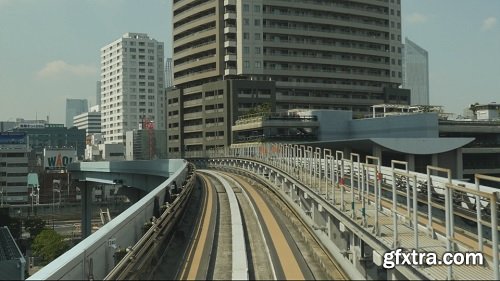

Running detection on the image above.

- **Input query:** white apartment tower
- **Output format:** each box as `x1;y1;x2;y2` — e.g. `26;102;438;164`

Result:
100;33;165;144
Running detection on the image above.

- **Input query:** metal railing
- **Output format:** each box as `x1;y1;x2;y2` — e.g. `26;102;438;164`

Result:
206;143;500;279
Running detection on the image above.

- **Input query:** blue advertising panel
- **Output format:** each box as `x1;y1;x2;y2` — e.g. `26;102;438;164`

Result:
0;132;26;144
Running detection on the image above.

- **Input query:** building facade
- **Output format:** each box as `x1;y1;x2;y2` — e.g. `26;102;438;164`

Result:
66;99;89;128
166;79;276;157
100;33;165;144
403;37;429;105
172;0;407;110
170;0;409;156
73;105;102;136
439;118;500;184
165;58;173;89
125;129;168;160
10;124;86;159
0;133;29;204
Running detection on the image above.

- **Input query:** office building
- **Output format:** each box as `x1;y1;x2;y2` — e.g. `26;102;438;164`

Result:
73;105;102;136
0;133;30;204
403;37;429;105
169;0;409;156
10;124;86;159
66;99;89;128
0;122;15;132
100;33;165;144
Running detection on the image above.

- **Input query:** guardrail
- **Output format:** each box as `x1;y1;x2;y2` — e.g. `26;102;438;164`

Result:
105;163;196;280
206;143;500;279
28;159;190;280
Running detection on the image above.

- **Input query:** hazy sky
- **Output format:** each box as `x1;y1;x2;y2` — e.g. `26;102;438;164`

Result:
0;0;499;123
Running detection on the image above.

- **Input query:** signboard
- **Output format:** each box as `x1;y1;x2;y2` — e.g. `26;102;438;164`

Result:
0;132;26;144
43;149;77;170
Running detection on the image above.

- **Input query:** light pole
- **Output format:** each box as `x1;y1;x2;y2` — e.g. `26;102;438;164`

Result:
53;179;61;229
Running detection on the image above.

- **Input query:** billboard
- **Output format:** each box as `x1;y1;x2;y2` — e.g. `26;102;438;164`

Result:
0;132;26;144
43;149;77;170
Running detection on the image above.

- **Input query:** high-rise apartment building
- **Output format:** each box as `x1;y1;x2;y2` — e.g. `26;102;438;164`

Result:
169;0;409;156
165;58;173;88
96;81;102;107
403;37;429;105
65;99;88;128
100;33;165;144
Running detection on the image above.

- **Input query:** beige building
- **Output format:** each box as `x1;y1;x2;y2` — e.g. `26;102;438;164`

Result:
169;0;409;156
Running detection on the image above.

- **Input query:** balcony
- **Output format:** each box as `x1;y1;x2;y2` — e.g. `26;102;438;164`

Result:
224;12;236;20
224;26;236;34
224;54;237;61
225;68;237;76
224;40;236;48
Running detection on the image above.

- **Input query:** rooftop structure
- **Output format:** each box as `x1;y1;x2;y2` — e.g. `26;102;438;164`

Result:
233;112;319;144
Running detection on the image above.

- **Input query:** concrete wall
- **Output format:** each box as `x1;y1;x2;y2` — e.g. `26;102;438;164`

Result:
350;113;439;139
297;110;352;141
28;159;189;280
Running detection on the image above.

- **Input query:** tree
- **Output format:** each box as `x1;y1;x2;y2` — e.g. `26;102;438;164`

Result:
24;217;46;239
32;229;69;263
247;102;272;115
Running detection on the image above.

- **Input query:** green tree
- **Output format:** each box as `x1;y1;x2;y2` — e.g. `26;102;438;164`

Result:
24;217;46;239
247;102;272;115
32;229;69;263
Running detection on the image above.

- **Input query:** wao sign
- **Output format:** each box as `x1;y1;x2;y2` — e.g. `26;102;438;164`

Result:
43;149;77;170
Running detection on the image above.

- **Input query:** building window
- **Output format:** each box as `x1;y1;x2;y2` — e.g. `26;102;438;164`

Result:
255;47;261;54
254;19;260;26
243;4;249;12
244;18;249;25
243;32;249;40
254;5;260;13
244;61;250;68
255;61;261;68
254;33;261;40
244;47;250;54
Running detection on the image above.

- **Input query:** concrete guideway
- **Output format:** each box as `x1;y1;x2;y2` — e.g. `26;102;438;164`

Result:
178;173;217;280
198;170;249;280
184;170;337;280
218;170;348;280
